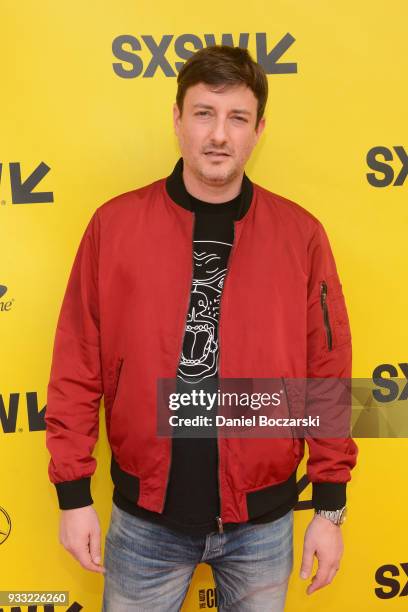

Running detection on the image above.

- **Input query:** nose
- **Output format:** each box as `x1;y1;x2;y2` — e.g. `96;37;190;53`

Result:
209;116;228;146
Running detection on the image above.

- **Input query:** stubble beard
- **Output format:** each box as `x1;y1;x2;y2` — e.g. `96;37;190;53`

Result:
195;158;240;186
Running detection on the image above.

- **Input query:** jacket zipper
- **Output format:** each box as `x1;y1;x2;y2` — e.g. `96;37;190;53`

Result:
320;281;333;351
215;223;236;534
161;213;196;513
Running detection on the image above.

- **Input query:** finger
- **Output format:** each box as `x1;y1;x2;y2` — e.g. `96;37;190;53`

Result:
76;550;106;574
89;528;103;566
300;545;315;579
307;563;332;594
73;542;106;574
327;566;340;585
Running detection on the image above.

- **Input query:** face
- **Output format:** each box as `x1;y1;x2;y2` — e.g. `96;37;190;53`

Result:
173;82;265;188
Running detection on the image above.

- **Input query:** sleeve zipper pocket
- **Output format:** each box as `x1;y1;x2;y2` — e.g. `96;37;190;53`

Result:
320;281;333;351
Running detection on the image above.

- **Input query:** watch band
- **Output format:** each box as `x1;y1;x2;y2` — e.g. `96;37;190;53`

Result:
315;505;347;526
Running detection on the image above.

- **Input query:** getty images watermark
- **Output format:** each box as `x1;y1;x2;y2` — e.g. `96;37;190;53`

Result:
167;387;320;429
156;378;354;439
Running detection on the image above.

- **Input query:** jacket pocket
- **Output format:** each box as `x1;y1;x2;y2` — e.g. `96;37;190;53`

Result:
319;275;351;351
320;280;333;350
106;357;125;451
112;357;124;405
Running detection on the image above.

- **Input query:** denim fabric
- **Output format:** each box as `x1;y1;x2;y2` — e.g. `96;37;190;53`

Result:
102;502;293;611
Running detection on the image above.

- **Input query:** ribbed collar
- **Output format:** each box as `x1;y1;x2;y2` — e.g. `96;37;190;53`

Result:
165;157;254;221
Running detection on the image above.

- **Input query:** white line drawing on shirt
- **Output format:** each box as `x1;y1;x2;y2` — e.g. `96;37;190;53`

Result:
178;240;232;384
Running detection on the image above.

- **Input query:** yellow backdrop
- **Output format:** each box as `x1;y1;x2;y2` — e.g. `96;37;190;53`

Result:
1;1;407;610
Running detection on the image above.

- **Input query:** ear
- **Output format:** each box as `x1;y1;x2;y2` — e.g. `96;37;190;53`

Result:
173;102;181;135
255;116;266;142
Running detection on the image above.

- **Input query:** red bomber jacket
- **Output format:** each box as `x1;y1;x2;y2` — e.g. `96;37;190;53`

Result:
45;157;358;526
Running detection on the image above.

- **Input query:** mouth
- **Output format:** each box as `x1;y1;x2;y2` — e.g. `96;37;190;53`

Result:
204;152;230;160
181;323;213;365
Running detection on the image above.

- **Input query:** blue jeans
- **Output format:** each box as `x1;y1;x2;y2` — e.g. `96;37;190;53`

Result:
102;503;293;611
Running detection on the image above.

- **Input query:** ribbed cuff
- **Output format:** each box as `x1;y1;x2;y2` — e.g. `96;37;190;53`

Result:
55;477;93;510
312;482;347;510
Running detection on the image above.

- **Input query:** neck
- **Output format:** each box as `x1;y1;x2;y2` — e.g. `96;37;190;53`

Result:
182;159;243;203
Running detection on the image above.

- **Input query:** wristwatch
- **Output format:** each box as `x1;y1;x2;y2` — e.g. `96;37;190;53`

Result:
315;505;347;526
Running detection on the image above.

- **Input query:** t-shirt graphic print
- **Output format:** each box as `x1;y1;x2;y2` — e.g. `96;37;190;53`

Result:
177;240;233;384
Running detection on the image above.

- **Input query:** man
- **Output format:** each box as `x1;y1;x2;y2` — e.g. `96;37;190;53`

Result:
45;45;358;611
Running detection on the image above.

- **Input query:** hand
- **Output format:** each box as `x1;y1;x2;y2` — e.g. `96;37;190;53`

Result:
59;505;106;574
299;514;343;594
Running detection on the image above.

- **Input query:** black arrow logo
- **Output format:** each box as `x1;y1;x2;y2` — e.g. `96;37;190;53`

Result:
257;32;297;74
9;161;54;204
0;286;7;299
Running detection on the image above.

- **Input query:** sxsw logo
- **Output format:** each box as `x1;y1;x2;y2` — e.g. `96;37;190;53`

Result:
112;32;297;78
375;563;408;599
0;393;46;433
372;363;408;402
366;146;408;187
0;162;53;205
0;286;14;312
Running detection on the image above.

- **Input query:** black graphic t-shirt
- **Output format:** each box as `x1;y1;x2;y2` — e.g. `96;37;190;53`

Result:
161;192;240;532
113;190;240;535
176;199;236;385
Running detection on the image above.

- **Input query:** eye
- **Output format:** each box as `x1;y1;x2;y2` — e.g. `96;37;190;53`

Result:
233;116;247;122
196;111;210;116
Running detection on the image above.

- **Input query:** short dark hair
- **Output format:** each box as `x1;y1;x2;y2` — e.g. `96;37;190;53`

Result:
176;45;268;129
